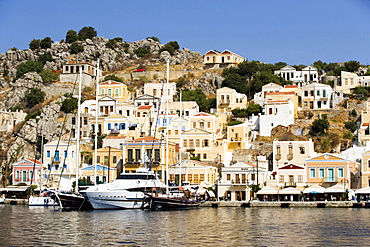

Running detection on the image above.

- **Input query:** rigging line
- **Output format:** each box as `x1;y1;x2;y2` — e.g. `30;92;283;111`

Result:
46;68;80;186
148;79;167;172
57;115;76;189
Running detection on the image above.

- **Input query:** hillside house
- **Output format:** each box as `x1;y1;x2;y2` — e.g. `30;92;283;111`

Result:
203;50;245;69
60;61;101;87
274;65;318;83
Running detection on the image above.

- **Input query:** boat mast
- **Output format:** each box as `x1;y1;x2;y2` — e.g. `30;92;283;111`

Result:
166;59;169;194
179;90;182;186
75;66;82;193
39;116;44;191
94;59;100;185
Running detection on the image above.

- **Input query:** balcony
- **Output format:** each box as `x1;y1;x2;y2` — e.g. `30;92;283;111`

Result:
287;154;293;161
321;177;338;183
275;154;281;161
284;182;297;188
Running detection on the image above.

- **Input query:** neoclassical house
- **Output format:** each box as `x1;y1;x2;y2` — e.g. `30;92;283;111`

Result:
203;50;245;69
274;65;319;83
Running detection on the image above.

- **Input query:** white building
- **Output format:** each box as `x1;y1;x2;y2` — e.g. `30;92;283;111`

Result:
259;99;295;136
43;140;78;190
218;161;266;201
301;83;334;110
60;61;101;87
143;82;177;103
274;65;319;83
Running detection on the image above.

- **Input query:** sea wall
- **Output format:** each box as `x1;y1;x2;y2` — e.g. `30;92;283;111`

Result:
201;201;365;208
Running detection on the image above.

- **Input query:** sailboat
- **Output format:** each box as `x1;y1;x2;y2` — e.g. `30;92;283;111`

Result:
143;60;201;210
51;65;92;211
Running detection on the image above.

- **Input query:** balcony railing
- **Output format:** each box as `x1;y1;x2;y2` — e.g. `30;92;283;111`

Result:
321;177;338;183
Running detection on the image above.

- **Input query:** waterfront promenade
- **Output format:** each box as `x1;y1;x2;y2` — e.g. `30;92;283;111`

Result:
201;200;367;208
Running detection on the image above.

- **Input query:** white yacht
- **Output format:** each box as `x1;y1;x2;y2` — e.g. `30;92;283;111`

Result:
79;168;166;210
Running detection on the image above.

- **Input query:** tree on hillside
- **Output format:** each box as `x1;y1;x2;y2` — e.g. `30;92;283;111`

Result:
344;60;361;72
309;115;329;136
70;42;84;54
274;62;287;70
40;37;52;49
221;73;247;94
160;41;180;55
37;53;53;65
78;26;97;40
25;88;46;108
181;89;210;112
39;70;59;85
146;36;160;43
16;60;44;79
61;97;78;113
106;37;123;49
134;47;151;57
29;39;40;50
66;29;78;43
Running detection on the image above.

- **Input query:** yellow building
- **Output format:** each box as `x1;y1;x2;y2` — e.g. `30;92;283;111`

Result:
361;150;370;188
168;160;218;187
91;146;123;182
306;154;355;189
80;164;117;184
203;50;245;69
122;136;177;181
226;122;251;152
99;80;130;102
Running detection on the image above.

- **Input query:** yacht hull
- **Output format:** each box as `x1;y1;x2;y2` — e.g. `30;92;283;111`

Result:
80;190;147;210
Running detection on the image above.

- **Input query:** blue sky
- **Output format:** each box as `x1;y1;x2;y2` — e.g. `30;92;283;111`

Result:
1;0;369;65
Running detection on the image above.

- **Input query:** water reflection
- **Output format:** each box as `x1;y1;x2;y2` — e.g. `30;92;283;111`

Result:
0;205;369;246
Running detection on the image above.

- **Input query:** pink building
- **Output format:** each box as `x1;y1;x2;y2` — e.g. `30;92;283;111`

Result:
12;158;43;185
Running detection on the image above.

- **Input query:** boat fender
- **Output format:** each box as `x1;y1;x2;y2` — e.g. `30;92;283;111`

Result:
137;181;140;184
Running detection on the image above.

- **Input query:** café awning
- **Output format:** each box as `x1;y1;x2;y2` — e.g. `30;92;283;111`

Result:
355;186;370;194
303;184;325;194
325;184;346;193
278;187;302;195
256;186;279;195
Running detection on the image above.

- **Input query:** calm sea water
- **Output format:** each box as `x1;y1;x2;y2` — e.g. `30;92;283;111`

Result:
0;204;369;246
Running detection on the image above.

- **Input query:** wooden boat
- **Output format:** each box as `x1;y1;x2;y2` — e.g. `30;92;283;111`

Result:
51;191;93;211
144;189;201;210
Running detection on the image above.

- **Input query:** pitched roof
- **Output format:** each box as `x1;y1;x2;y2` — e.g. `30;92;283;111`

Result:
193;112;211;117
99;80;122;85
279;164;304;170
138;105;153;110
284;85;298;88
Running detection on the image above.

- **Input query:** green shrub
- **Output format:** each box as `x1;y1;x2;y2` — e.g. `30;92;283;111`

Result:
37;53;53;65
16;60;44;79
39;70;59;85
78;26;97;40
25;88;45;108
25;111;41;121
343;131;354;140
134;47;151;57
29;39;40;50
344;121;357;132
103;74;123;82
66;29;78;43
70;42;84;54
146;36;160;43
40;37;52;49
60;97;78;113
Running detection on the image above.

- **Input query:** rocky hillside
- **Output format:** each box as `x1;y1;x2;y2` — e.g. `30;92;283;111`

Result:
0;36;225;168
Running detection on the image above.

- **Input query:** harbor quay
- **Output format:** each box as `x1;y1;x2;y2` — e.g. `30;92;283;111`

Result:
200;201;369;208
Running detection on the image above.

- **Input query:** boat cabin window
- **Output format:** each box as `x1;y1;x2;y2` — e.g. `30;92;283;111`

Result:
116;174;156;180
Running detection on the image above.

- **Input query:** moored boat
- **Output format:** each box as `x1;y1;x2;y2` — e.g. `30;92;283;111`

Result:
79;167;166;210
29;191;58;206
144;187;201;210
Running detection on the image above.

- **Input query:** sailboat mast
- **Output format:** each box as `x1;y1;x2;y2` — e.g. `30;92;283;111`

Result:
166;59;169;194
179;90;182;186
94;59;100;185
75;66;82;193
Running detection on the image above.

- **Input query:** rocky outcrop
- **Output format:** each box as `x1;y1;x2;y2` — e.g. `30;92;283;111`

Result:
191;72;224;95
